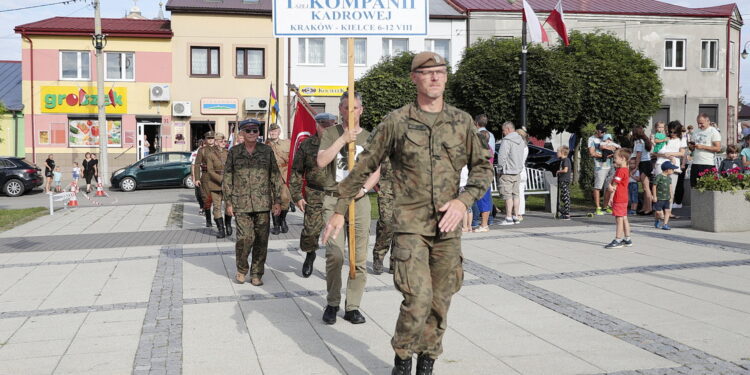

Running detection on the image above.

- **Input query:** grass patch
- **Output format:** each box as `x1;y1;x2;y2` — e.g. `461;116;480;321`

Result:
492;184;597;214
0;207;48;232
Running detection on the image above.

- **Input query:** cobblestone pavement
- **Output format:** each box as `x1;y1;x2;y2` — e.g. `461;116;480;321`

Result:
0;203;748;374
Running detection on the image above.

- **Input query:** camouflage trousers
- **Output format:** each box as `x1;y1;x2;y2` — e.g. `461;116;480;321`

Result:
299;189;325;253
234;212;270;278
391;233;463;360
209;190;224;218
373;192;394;261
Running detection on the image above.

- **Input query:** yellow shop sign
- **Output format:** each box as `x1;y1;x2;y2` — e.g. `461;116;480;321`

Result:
299;85;347;97
41;86;127;114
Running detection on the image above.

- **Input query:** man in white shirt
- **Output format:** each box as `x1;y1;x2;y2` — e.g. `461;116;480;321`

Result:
688;113;722;187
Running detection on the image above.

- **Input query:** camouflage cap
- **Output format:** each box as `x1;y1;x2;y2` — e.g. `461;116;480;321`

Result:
411;51;446;71
214;132;226;140
269;123;281;131
204;131;215;139
238;119;261;131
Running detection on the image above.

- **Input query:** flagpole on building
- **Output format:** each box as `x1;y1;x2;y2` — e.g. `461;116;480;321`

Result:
93;0;109;186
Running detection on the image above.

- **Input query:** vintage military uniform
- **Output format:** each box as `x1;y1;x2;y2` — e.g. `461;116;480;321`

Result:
223;139;282;282
265;125;293;234
193;132;215;227
204;136;229;237
373;157;394;274
333;102;493;361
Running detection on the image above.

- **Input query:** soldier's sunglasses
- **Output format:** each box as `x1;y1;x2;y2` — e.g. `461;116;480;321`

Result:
242;128;260;134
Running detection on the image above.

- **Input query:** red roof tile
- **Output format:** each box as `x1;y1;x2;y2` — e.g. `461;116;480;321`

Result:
451;0;738;18
14;17;172;38
166;0;272;14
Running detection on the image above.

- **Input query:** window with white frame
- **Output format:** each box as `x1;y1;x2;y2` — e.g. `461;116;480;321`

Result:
700;40;719;71
382;38;408;57
664;39;685;70
425;39;450;62
298;38;325;65
60;51;90;80
340;38;366;65
105;52;134;80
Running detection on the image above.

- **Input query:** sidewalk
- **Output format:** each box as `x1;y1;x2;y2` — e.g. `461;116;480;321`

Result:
0;203;748;374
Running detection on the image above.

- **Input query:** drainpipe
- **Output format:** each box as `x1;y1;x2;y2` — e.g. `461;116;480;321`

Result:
286;38;291;135
21;31;36;163
724;17;731;143
12;111;19;157
465;11;470;50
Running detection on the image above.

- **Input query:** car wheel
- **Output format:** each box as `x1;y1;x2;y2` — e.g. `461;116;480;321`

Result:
3;179;25;197
184;176;195;189
119;177;136;192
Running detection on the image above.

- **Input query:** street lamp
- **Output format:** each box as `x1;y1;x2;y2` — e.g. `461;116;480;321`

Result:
508;0;527;129
742;41;749;60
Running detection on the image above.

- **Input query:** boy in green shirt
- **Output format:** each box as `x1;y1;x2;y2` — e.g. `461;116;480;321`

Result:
651;161;678;230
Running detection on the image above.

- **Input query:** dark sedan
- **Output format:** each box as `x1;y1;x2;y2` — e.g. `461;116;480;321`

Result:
111;152;195;192
494;141;563;172
0;157;43;197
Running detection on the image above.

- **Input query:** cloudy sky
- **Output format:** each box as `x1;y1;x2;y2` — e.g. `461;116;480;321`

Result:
0;0;748;101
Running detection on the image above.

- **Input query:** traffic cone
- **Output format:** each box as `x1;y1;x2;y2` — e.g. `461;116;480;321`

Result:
67;184;79;207
95;177;106;197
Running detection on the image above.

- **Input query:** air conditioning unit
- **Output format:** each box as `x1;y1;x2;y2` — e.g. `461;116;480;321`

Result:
150;84;170;101
172;101;192;117
244;97;268;112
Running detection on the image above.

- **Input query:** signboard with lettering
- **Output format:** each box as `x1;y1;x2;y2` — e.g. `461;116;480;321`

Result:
41;86;127;114
273;0;428;36
200;98;239;115
299;85;348;97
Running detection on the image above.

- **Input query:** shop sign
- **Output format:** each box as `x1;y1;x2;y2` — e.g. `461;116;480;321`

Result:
201;98;239;115
41;86;127;114
299;85;348;97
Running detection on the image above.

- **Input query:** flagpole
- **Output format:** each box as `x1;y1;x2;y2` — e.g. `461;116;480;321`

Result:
346;37;356;280
520;17;528;130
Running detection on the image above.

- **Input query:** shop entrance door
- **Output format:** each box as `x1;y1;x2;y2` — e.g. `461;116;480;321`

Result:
190;121;214;150
137;121;161;160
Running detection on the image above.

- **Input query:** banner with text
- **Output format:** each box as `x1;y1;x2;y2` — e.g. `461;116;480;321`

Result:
273;0;428;36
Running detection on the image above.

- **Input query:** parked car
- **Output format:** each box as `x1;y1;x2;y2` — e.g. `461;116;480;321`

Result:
111;152;195;192
494;141;562;172
0;157;43;197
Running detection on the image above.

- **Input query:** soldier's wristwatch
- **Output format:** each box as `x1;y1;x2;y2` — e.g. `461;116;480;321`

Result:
360;187;368;195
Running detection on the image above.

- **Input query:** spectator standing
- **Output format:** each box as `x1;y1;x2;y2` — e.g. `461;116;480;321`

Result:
556;146;572;219
741;121;750;138
43;154;55;194
91;154;99;182
630;126;653;214
516;129;530;222
656;121;688;210
652;161;679;230
71;162;81;186
604;149;633;249
688;113;722;187
473;128;493;232
52;166;62;193
588;124;619;215
628;158;640;215
474;114;495;157
496;122;526;225
82;152;96;193
741;135;750;168
718;145;742;173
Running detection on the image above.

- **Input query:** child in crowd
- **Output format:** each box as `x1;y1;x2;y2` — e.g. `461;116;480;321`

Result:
53;166;63;193
556;146;571;220
719;145;742;173
652;121;668;153
71;162;81;186
742;135;750;168
652;161;678;230
628;158;640;215
605;149;633;249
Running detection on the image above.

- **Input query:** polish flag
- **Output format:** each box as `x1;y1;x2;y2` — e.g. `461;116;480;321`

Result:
286;100;317;183
545;0;570;46
522;0;548;44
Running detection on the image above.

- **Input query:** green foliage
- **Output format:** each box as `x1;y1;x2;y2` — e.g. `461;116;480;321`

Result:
696;167;750;192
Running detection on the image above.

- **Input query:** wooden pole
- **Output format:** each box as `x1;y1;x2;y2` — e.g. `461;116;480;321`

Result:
347;37;356;280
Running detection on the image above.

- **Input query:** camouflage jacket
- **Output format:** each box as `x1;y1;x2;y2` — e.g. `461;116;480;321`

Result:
223;143;282;213
205;146;228;191
265;138;291;183
377;157;394;198
289;134;334;203
334;102;492;238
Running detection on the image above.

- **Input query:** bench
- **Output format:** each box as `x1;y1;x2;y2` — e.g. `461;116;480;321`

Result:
491;166;558;216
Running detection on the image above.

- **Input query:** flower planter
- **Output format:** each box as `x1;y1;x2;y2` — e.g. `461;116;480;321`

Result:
691;189;750;232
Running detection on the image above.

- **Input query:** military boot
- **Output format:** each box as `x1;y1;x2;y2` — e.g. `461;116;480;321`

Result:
224;215;233;236
391;355;412;375
215;218;226;239
373;257;384;275
205;209;212;228
280;210;289;233
271;215;281;235
416;354;434;375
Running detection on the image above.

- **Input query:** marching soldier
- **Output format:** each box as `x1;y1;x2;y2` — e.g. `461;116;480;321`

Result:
205;133;230;238
193;131;215;228
322;52;493;375
223;119;282;286
289;112;337;278
372;157;394;275
265;123;292;234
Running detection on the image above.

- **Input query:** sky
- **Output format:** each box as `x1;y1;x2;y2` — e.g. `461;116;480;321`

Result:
0;0;748;101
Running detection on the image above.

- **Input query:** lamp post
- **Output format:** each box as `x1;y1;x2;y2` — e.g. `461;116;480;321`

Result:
92;0;109;187
742;41;749;60
508;0;527;129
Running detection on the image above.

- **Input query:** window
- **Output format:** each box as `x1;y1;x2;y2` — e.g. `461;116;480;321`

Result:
339;38;366;65
105;52;134;80
142;154;164;167
382;38;408;57
664;39;685;70
0;159;15;168
60;51;90;80
298;38;325;65
730;41;736;73
700;40;718;71
236;48;265;78
166;153;189;163
425;39;450;63
698;105;718;124
191;47;220;76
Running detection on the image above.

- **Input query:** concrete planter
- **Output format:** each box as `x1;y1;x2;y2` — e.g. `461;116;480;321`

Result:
691;189;750;232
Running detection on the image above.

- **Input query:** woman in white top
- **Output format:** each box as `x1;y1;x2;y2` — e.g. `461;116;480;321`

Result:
655;121;687;210
631;126;653;214
516;129;530;221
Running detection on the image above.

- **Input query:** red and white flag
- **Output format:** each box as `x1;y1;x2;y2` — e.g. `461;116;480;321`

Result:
545;0;569;46
522;0;548;44
286;100;317;183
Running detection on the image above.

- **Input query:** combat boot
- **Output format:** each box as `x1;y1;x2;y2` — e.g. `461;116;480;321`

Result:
224;215;233;236
416;354;434;375
302;252;316;278
271;215;281;235
373;257;384;275
215;218;226;239
205;210;212;228
391;355;412;375
280;210;289;233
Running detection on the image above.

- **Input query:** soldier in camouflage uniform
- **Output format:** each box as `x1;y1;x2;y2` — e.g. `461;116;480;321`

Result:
322;52;493;375
223;119;282;287
372;157;394;275
193;131;216;228
204;132;230;238
289;112;337;278
265;123;292;234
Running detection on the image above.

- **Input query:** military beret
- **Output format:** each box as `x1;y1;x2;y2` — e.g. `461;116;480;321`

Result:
214;132;225;140
238;119;261;130
269;123;281;131
411;51;446;71
204;131;215;139
314;112;337;123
